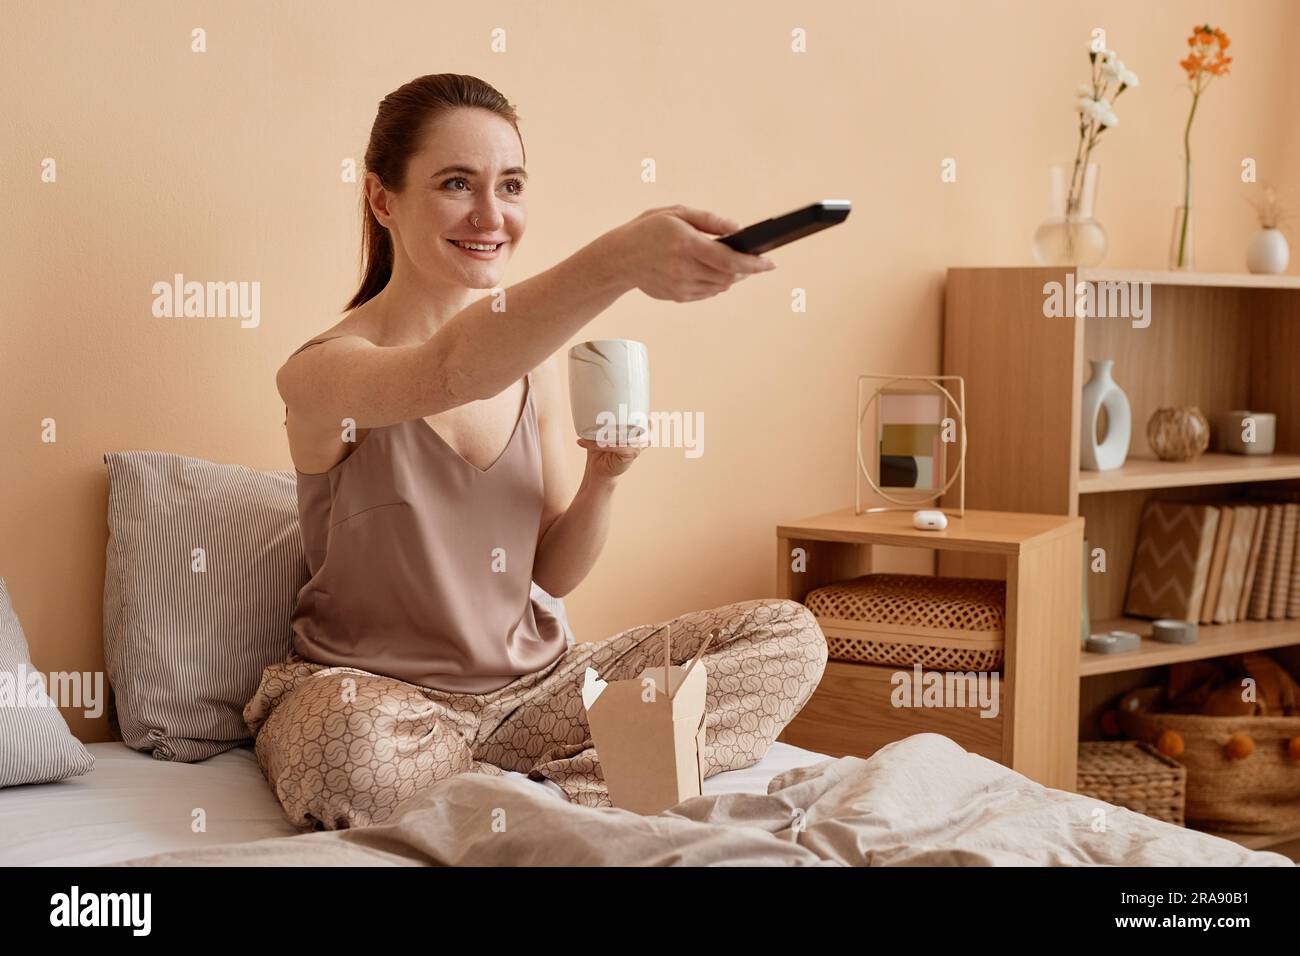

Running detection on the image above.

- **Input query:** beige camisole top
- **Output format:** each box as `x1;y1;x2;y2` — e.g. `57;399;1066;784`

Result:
283;336;567;693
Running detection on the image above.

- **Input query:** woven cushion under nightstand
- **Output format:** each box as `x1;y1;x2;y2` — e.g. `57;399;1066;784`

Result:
804;573;1006;671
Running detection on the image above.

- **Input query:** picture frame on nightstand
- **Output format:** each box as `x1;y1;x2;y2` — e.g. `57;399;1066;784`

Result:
856;373;967;517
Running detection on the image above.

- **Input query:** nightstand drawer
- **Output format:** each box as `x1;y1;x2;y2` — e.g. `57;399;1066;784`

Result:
778;660;1004;762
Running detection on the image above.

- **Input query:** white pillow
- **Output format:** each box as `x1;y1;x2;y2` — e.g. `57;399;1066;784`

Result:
0;577;95;787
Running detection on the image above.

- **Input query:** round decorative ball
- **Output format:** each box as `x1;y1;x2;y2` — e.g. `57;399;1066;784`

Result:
1156;729;1184;758
1147;407;1211;462
1226;733;1255;760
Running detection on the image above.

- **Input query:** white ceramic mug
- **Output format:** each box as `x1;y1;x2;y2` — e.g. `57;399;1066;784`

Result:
568;339;650;444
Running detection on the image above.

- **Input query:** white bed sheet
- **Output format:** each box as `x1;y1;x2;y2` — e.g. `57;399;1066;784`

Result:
0;740;832;866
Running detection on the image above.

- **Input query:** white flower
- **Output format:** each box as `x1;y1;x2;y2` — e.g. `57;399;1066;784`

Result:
1101;53;1140;89
1076;95;1119;127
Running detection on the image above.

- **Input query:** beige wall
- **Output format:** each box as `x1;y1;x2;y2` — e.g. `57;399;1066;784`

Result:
3;0;1297;743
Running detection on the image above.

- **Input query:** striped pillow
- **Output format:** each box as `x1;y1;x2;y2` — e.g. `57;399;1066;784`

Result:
103;451;309;762
0;578;96;787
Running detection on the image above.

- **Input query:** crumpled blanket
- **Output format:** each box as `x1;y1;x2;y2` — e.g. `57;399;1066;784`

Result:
121;734;1294;867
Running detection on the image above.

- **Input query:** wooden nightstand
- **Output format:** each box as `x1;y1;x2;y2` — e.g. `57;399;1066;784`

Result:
775;507;1084;791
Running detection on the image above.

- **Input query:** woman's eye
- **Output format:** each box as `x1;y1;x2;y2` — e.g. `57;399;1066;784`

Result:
441;177;523;195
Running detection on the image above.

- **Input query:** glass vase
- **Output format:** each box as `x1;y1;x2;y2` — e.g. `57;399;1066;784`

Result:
1032;163;1107;266
1170;156;1194;270
1169;206;1194;271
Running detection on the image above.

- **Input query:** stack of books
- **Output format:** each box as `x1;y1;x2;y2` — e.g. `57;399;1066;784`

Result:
1124;492;1300;624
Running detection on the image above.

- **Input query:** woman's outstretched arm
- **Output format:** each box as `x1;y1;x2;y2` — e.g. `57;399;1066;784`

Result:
275;207;773;431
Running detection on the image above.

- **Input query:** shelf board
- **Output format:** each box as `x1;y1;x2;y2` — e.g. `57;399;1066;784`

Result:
1078;453;1300;494
1076;267;1300;291
1080;616;1300;676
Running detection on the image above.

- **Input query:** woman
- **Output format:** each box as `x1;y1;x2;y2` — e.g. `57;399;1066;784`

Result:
245;73;827;830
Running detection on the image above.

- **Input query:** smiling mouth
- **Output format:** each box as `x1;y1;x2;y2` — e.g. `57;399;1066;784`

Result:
447;239;505;252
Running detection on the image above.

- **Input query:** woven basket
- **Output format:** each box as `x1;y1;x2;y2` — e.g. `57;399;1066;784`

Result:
1077;741;1186;826
1118;686;1300;834
803;573;1005;671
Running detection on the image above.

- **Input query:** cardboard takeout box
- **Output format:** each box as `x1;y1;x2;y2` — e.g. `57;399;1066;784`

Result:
581;625;714;815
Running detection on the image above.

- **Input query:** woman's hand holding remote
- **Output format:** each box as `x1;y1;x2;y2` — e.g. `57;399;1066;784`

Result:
604;205;777;302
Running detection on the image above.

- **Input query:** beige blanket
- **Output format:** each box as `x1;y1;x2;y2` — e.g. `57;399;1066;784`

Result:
122;734;1293;866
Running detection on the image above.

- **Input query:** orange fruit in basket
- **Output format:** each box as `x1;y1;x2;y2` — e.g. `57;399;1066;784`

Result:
1156;729;1184;758
1288;737;1300;762
1226;733;1254;760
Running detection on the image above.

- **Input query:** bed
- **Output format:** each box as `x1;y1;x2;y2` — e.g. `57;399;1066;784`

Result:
4;733;1291;867
0;738;833;866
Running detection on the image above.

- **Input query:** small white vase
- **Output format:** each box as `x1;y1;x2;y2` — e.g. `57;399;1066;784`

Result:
1246;228;1290;274
1080;359;1131;471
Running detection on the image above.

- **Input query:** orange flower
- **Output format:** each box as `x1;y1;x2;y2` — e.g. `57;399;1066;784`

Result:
1181;25;1232;81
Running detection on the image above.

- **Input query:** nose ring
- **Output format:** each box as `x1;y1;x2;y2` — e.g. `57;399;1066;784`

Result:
472;214;480;228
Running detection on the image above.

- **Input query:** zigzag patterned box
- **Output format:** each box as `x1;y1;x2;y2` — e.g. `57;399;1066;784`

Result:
1125;500;1220;622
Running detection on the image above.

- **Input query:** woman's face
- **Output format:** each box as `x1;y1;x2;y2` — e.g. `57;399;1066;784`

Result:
372;107;526;291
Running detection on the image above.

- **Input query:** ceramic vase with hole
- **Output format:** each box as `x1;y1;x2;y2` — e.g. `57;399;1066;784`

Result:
1080;359;1130;471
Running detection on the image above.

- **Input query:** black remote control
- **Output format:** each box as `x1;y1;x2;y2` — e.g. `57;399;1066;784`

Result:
715;200;851;254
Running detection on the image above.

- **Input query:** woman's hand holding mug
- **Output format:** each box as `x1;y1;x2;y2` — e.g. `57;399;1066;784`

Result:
577;434;651;483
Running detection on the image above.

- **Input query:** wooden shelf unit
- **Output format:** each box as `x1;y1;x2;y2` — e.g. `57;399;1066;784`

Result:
942;266;1300;848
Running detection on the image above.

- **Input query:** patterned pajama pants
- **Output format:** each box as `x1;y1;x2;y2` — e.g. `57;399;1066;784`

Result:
243;598;827;831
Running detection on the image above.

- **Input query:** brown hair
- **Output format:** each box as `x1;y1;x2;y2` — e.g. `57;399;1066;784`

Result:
345;74;525;311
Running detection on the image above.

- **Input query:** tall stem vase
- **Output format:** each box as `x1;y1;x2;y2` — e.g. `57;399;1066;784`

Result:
1170;206;1194;271
1170;156;1194;271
